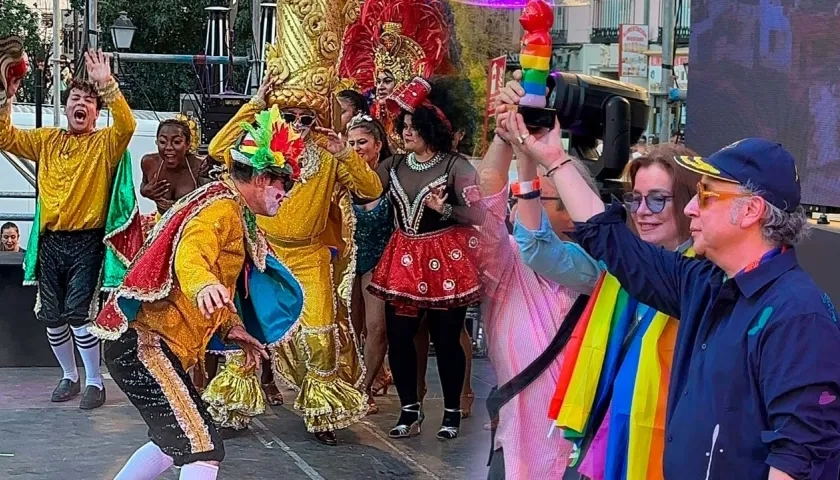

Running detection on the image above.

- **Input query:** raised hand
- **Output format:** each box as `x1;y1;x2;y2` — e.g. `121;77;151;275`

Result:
85;49;112;86
424;187;449;214
196;283;237;319
312;126;345;155
226;325;269;372
506;113;566;169
494;70;524;115
256;74;274;103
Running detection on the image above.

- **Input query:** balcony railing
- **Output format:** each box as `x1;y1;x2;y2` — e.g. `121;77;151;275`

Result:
657;0;691;46
591;0;634;44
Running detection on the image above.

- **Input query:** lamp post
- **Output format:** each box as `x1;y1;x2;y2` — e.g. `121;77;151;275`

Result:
110;11;136;51
109;11;135;82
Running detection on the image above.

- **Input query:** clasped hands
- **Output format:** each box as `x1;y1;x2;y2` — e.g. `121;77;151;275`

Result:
494;70;568;172
197;283;268;372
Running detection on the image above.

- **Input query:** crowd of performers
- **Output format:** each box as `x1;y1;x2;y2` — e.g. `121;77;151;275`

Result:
2;0;840;478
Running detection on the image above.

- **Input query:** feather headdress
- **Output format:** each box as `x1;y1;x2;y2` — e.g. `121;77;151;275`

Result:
230;105;304;179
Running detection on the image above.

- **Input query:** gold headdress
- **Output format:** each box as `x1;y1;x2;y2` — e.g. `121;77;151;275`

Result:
172;113;201;153
373;23;428;87
339;0;450;93
264;0;362;127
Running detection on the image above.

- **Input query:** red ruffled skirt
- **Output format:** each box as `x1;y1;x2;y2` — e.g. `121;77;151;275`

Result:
368;226;483;314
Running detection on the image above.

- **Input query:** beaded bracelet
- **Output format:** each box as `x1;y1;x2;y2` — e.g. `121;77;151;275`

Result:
440;203;454;220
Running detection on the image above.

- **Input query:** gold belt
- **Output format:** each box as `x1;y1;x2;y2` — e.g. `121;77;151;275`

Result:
265;234;319;248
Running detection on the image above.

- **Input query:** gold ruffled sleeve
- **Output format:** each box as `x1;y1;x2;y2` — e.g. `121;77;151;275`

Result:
99;79;137;168
334;147;383;199
0;102;45;161
202;351;266;430
207;97;266;167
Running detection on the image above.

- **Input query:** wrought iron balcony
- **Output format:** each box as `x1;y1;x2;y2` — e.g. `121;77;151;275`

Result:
656;25;691;46
590;0;633;43
591;27;620;44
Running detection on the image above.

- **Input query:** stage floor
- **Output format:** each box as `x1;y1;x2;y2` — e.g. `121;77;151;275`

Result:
0;358;495;480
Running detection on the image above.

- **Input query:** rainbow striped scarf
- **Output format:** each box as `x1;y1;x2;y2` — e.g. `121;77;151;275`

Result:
548;246;694;480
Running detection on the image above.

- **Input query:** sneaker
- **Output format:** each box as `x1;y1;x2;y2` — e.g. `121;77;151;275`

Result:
79;385;106;410
51;379;81;403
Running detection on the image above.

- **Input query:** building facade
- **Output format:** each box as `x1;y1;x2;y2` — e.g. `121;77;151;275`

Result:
505;0;691;136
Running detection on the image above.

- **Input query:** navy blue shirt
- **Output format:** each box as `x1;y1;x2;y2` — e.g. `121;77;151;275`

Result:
575;201;840;480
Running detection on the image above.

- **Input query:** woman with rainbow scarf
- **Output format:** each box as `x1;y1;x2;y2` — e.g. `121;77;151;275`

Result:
495;71;700;480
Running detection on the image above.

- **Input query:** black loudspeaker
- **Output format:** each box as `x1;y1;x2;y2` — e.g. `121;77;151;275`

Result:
200;94;251;146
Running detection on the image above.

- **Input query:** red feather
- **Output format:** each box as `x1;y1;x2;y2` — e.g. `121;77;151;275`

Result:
269;122;305;179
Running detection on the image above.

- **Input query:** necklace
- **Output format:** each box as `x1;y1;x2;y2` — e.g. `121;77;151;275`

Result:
406;152;444;172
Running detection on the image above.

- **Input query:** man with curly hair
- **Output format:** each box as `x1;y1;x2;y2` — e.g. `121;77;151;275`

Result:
0;50;138;410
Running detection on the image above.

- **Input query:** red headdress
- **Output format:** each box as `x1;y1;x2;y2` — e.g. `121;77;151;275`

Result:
339;0;452;93
385;76;452;131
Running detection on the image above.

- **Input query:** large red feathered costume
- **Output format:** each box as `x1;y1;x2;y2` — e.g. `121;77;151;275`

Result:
340;0;452;94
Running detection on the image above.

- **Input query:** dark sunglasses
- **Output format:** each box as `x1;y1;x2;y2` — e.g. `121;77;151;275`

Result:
622;191;673;213
281;112;316;127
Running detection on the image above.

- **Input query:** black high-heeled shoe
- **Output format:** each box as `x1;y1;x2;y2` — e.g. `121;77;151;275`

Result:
437;408;461;440
389;403;424;438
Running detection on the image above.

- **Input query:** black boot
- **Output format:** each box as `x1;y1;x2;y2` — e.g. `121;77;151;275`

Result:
436;408;461;440
389;403;424;438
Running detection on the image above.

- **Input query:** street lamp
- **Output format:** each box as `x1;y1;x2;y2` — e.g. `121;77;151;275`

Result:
110;11;136;51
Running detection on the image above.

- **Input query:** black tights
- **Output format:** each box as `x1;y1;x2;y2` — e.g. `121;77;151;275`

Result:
386;304;467;410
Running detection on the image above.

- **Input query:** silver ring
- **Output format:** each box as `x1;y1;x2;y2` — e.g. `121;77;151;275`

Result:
517;133;530;145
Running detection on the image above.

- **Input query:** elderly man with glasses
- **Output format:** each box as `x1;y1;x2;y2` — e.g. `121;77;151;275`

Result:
509;112;840;480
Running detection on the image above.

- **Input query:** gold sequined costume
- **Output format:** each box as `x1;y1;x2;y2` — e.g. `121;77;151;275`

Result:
96;182;255;466
95;111;306;466
207;0;384;435
209;94;381;432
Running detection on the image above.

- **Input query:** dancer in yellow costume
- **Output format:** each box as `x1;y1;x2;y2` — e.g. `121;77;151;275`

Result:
208;0;381;446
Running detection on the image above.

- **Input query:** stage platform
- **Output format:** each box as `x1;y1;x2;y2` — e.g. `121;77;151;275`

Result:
0;358;494;480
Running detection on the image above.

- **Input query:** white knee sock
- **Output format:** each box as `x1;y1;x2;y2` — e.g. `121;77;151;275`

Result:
46;325;79;382
179;461;219;480
114;442;174;480
72;323;104;389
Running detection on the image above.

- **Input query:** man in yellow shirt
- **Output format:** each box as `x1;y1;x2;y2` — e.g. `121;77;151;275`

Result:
0;50;136;409
94;109;305;480
205;0;383;446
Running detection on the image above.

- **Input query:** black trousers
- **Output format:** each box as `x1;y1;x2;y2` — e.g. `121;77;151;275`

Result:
36;229;105;328
487;448;505;480
105;328;225;466
385;304;467;410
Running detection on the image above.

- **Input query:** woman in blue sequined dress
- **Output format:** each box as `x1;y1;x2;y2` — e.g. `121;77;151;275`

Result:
347;114;394;414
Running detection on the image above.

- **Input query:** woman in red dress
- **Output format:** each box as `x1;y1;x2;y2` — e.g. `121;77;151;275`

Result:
368;77;483;440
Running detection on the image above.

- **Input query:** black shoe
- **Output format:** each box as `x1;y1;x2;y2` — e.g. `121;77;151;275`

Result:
219;427;248;440
437;408;461;440
314;431;337;446
51;379;81;403
389;403;424;439
79;385;106;410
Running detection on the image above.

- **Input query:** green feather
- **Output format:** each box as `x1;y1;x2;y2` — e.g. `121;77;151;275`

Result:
250;147;274;171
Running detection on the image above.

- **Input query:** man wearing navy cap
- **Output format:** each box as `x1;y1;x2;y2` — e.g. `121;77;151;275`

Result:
503;107;840;479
